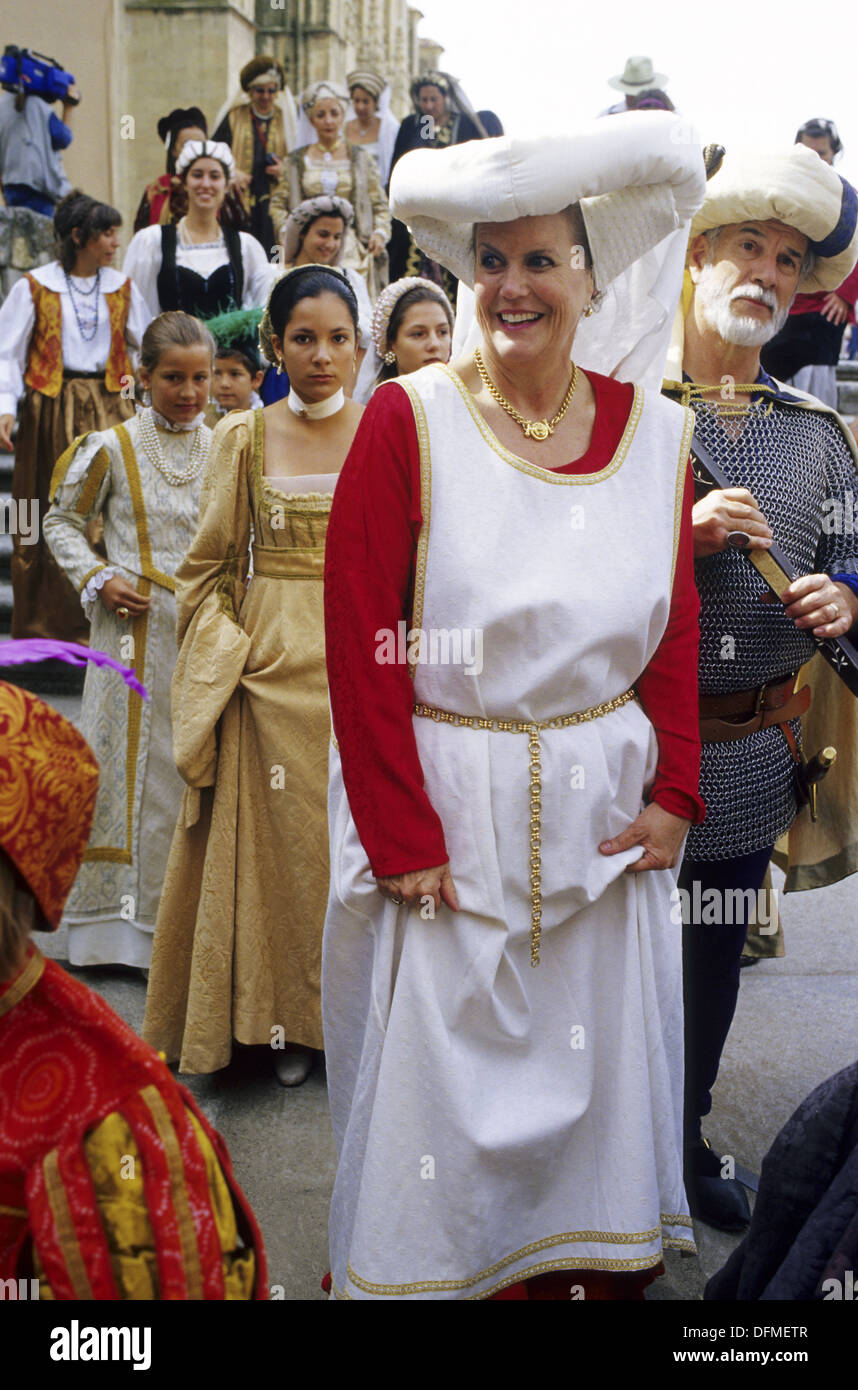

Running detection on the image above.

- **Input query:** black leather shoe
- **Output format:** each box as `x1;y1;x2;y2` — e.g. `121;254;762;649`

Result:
684;1137;751;1232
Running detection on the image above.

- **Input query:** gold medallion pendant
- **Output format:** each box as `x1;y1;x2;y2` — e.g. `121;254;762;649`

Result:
473;349;578;443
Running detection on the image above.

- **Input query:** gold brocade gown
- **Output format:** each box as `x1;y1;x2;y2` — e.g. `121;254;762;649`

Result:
143;408;333;1072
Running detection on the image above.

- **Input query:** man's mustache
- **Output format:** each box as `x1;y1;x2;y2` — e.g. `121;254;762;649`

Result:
730;283;777;310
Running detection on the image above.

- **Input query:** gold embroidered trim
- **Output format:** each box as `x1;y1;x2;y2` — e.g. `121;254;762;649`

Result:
251;405;265;507
139;1085;203;1300
0;947;44;1020
671;406;696;590
49;432;93;501
438;363;643;486
73;447;111;518
414;688;637;965
214;543;241;620
0;1204;28;1218
394;379;432;684
43;1149;94;1299
343;1218;694;1296
115;423;176;594
83;576;149;866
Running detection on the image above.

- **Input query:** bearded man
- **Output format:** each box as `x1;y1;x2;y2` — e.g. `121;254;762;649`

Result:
662;144;858;1232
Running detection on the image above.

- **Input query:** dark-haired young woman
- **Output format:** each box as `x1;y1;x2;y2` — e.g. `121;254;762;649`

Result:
143;265;362;1086
0;190;150;640
132;107;248;234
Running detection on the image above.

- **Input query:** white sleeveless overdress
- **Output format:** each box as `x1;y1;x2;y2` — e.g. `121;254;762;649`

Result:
323;365;697;1299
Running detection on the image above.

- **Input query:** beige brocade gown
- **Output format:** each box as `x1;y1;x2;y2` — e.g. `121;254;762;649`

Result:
143;408;332;1072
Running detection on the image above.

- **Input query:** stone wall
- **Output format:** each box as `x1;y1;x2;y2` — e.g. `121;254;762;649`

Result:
0;207;54;303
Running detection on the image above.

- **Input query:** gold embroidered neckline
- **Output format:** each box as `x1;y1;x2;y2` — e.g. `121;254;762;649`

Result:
436;364;642;485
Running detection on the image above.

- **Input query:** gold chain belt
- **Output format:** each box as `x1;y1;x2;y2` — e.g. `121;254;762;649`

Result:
413;687;637;967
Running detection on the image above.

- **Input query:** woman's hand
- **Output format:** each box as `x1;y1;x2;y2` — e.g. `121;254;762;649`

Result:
0;415;16;452
376;861;460;913
265;155;284;182
367;231;386;258
821;292;849;326
778;572;858;637
692;487;773;557
99;575;150;617
599;802;691;873
230;170;252;194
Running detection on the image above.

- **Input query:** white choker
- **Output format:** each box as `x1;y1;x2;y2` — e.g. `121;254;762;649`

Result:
287;387;345;420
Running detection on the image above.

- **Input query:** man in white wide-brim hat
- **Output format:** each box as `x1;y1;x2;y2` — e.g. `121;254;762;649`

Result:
601;55;670;116
322;112;708;1300
662;142;858;1234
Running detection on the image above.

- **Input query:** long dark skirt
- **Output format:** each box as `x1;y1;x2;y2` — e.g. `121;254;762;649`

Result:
10;376;134;641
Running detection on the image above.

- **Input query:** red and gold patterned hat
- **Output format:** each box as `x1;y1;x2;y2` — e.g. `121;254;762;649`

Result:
0;682;99;929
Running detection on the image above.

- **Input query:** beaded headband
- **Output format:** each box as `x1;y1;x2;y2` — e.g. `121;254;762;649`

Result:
301;81;349;114
370;277;454;357
282;197;354;265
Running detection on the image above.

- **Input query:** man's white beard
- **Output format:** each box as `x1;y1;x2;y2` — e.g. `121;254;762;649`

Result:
696;261;791;347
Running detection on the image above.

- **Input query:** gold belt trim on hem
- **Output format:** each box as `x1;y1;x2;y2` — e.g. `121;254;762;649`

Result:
413;687;637;966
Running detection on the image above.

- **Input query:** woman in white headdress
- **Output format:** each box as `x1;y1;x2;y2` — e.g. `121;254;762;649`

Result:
344;70;401;187
322;114;708;1299
271;83;391;303
123;141;276;321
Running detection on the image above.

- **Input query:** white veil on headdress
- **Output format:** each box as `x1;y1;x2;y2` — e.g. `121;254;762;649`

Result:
295;82;350;149
345;73;400;186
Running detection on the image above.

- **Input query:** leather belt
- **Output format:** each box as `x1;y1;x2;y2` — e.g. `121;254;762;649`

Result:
699;674;810;743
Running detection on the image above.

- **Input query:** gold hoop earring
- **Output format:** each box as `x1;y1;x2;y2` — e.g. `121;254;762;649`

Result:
583;302;595;318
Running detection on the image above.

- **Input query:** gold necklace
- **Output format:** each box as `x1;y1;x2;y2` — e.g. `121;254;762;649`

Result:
473;348;578;442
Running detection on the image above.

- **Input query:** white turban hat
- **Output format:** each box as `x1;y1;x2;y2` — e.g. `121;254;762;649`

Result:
689;142;858;293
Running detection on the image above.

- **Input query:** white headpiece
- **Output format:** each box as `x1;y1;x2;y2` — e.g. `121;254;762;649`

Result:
282;196;354;264
175;139;236;180
688;142;858;294
390;112;707;388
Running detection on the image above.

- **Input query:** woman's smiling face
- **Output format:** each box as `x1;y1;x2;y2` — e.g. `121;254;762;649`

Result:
474;212;594;368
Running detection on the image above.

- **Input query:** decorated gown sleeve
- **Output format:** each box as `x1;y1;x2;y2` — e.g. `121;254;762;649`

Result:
362;147;391;243
43;432;114;594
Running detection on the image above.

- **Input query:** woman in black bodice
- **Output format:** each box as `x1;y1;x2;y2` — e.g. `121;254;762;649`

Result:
123;140;275;322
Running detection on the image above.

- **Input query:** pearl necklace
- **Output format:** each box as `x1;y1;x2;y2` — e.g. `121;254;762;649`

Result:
178;217;223;251
138;406;207;486
288;387;345;420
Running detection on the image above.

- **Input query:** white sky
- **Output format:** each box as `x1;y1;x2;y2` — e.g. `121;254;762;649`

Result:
415;0;858;188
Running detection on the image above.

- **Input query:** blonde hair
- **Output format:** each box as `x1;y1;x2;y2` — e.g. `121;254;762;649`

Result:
0;854;36;982
140;311;215;375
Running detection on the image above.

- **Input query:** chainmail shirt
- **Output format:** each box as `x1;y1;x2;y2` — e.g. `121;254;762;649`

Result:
663;389;858;859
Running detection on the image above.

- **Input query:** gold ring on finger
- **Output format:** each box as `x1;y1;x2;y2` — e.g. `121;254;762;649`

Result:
117;606;130;619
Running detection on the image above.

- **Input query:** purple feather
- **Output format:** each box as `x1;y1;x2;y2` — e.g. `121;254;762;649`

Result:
0;639;149;699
